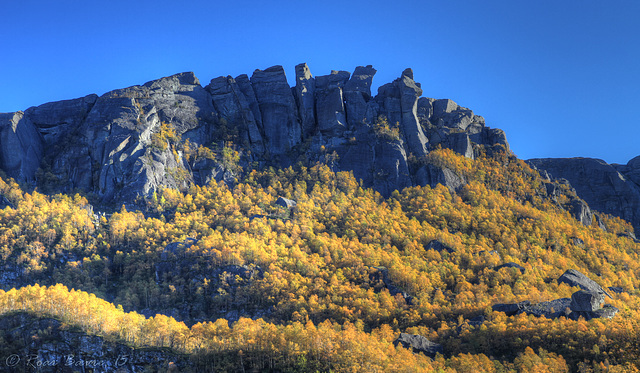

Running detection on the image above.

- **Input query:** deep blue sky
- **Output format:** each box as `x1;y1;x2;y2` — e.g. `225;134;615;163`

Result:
1;0;638;164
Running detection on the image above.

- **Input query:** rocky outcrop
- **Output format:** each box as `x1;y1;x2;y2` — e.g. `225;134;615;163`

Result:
205;75;264;154
315;70;350;135
393;333;443;358
528;157;640;233
0;111;43;182
0;64;510;203
493;270;619;320
293;63;316;138
250;66;301;154
557;269;612;298
0;312;192;372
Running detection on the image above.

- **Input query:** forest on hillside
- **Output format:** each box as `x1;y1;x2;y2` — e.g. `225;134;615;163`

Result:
0;146;639;372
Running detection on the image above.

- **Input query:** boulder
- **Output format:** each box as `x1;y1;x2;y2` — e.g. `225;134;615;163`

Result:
492;301;531;316
609;286;625;294
570;290;604;312
26;94;98;145
569;198;593;226
374;69;428;158
557;269;612;298
521;298;572;319
393;333;443;358
275;196;297;209
494;262;525;273
444;132;474;159
424;240;455;253
569;304;619;321
592;304;619;319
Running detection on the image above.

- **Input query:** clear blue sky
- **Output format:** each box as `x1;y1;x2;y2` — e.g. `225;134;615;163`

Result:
1;0;638;164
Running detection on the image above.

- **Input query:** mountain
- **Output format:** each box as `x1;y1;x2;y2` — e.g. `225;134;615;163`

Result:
1;65;640;372
0;64;507;205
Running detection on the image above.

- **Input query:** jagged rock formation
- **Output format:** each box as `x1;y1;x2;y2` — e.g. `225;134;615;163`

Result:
0;64;508;204
393;333;443;358
528;157;640;233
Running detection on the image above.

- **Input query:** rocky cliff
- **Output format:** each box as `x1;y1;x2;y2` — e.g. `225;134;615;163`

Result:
0;64;508;204
528;157;640;234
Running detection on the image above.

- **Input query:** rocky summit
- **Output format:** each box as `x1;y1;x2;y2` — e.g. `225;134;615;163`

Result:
528;157;640;233
0;64;508;205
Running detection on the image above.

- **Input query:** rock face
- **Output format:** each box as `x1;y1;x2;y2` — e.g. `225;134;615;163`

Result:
528;157;640;233
0;64;510;204
393;333;443;358
0;111;44;181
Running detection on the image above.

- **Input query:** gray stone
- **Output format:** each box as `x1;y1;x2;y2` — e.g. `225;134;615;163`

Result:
521;298;572;319
394;333;443;358
344;65;377;128
293;63;316;137
398;70;429;158
372;139;412;196
444;132;474;159
206;75;264;153
415;163;466;193
609;286;625;294
425;240;455;253
492;301;531;316
592;304;619;319
570;198;593;226
494;262;525;273
570;290;605;312
557;269;612;298
569;304;619;321
0;111;43;181
275;196;297;209
528;157;640;233
315;70;350;135
251;65;301;154
26;94;98;144
0;63;515;205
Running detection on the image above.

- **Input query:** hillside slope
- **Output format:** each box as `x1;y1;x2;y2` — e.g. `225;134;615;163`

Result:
0;65;639;372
